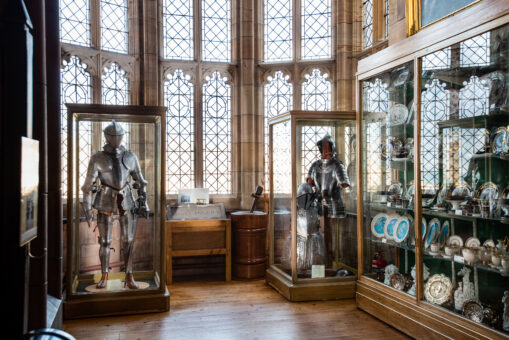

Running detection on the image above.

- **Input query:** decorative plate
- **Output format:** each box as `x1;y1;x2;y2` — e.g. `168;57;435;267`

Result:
462;300;484;323
465;236;481;248
394;216;410;243
422;217;427;239
387;181;403;196
425;218;440;248
390;272;406;291
476;182;499;202
424;274;452;305
491;127;508;153
438;221;450;248
446;235;463;247
388;104;408;126
371;213;388;238
384;215;400;240
483;239;495;248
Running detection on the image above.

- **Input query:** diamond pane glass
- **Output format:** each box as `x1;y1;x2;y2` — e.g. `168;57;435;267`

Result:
363;0;373;49
272;120;291;194
460;32;490;67
264;0;293;62
202;0;231;62
163;0;193;60
203;72;231;194
301;68;332;182
102;62;129;105
421;79;450;187
302;69;331;111
164;70;195;194
101;0;128;53
264;71;293;187
301;0;331;60
61;56;92;196
60;0;90;46
459;75;490;118
101;62;130;147
422;47;451;71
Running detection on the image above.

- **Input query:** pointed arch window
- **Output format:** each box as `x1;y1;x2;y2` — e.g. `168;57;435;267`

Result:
60;56;93;196
164;70;195;194
203;72;232;194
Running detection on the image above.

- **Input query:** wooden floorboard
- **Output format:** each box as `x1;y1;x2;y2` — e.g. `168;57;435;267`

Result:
63;279;410;340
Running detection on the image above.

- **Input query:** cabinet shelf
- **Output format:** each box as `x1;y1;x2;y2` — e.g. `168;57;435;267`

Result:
423;251;509;277
437;112;508;129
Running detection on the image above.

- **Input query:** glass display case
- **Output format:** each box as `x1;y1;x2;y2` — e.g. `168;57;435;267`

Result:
357;19;509;338
65;104;169;319
361;62;416;295
418;24;509;334
267;110;357;301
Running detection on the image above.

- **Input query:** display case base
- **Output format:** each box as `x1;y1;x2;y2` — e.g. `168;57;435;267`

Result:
266;266;356;302
64;286;170;319
356;279;507;340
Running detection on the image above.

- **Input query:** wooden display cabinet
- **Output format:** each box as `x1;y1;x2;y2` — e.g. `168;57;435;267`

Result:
356;1;509;338
266;110;358;301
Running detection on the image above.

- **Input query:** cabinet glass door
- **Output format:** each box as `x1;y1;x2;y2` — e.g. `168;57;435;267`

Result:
419;24;509;334
361;62;417;296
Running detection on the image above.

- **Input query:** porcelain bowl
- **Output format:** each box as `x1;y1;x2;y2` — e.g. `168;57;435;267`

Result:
462;247;478;264
492;254;501;266
444;245;459;256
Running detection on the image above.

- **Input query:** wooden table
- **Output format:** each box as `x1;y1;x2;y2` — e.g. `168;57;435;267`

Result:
166;219;231;284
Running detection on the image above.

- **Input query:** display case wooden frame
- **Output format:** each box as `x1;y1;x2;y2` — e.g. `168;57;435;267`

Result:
266;110;357;301
64;104;169;319
356;1;509;338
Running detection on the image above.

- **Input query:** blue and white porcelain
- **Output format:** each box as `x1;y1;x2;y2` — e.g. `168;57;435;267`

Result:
439;220;450;248
371;213;388;238
425;218;440;248
422;217;427;240
395;216;410;243
385;215;400;240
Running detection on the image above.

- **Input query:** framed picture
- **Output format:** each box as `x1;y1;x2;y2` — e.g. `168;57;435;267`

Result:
20;137;39;246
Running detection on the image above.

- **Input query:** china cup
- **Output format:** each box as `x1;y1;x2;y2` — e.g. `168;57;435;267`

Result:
430;242;441;253
492;254;501;266
502;256;509;270
462;247;477;264
444;245;459;256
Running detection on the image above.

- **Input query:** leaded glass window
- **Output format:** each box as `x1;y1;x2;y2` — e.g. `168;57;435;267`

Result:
60;56;93;196
459;75;490;118
421;79;450;187
384;0;389;40
264;71;293;185
264;0;293;62
302;69;331;111
422;47;451;71
301;69;332;181
164;70;195;194
203;72;232;194
301;0;331;60
460;32;490;67
366;78;388;113
163;0;194;60
363;0;373;49
202;0;231;62
102;62;129;105
60;0;90;46
101;0;128;53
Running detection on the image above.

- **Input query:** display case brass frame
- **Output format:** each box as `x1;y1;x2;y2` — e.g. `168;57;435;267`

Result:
266;110;357;301
356;1;509;338
64;104;169;319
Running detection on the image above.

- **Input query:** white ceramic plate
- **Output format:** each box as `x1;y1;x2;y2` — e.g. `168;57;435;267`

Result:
465;236;481;248
394;216;410;243
421;217;427;239
446;235;463;247
384;215;400;240
438;221;450;248
371;213;388;238
483;239;495;247
388;104;408;126
425;218;440;249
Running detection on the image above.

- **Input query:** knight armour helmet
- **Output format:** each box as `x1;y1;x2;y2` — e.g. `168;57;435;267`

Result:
316;134;336;155
104;120;125;148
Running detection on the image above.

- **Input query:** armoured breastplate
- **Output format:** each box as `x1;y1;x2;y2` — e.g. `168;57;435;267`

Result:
96;151;129;190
